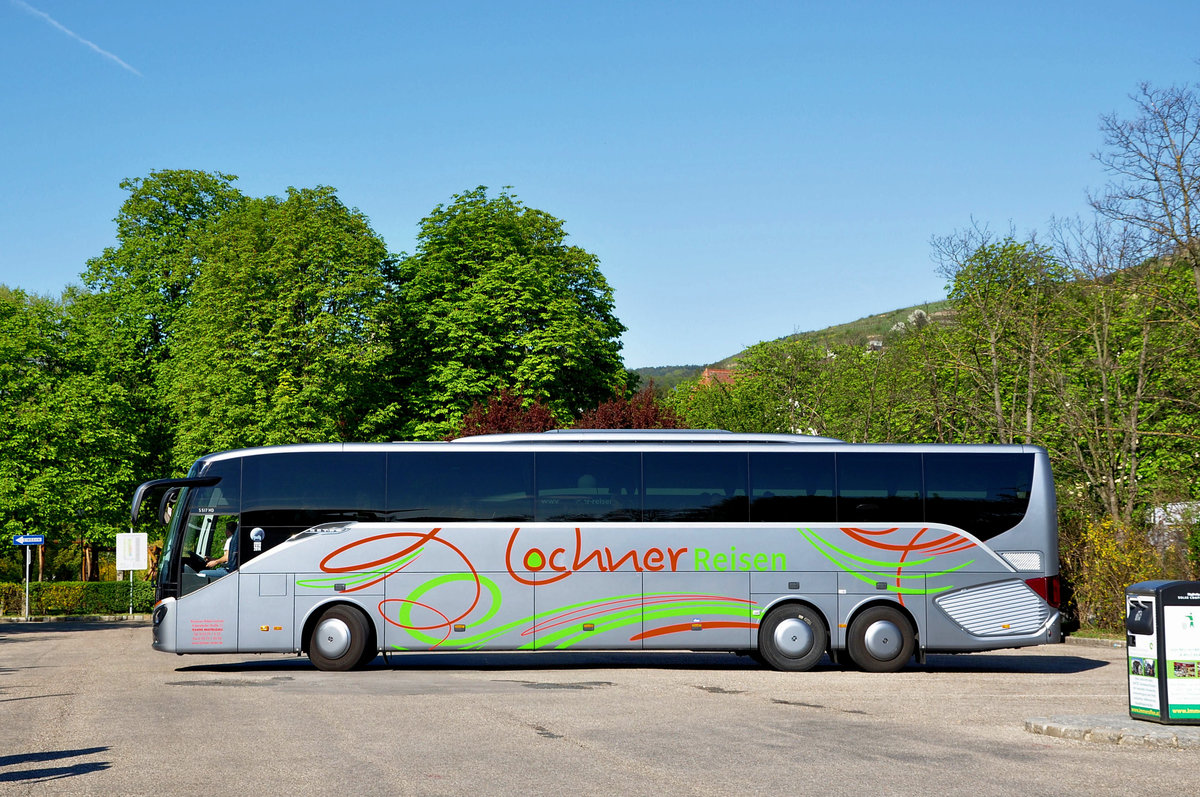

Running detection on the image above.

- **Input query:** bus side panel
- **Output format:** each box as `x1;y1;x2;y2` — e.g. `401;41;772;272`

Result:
291;567;384;653
749;570;838;648
642;571;753;649
380;569;535;652
534;572;643;650
837;572;926;650
237;573;294;652
171;572;240;652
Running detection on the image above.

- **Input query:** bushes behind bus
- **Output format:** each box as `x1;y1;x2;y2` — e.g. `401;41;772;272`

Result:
0;581;155;616
1058;515;1189;632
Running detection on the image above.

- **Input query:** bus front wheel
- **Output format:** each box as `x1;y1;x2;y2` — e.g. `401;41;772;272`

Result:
757;604;828;672
846;605;915;673
308;605;369;672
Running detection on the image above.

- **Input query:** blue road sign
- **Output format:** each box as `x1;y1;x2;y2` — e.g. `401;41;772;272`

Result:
13;535;44;546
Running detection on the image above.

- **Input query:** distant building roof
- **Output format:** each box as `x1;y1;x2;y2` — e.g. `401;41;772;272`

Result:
699;367;737;385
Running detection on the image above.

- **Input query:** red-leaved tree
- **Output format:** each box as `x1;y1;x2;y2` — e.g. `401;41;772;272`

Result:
452;389;559;438
573;386;681;429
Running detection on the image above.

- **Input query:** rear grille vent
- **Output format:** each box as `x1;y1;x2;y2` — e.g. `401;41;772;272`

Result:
935;580;1048;637
998;551;1042;571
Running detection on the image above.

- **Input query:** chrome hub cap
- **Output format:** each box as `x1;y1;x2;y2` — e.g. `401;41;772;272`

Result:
774;617;814;658
314;618;351;659
863;620;902;660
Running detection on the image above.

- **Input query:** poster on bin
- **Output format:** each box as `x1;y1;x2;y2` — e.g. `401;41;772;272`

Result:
1165;603;1200;719
1127;595;1160;719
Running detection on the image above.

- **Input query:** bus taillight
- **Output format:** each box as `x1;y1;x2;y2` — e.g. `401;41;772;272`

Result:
1025;575;1061;609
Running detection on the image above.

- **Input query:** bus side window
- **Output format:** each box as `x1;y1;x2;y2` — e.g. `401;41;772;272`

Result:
389;452;534;521
242;452;386;527
749;452;836;522
535;452;641;522
643;452;748;522
924;452;1034;539
836;452;923;523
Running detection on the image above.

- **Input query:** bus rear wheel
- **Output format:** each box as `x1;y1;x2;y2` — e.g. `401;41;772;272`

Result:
846;605;915;673
308;605;369;672
757;604;828;672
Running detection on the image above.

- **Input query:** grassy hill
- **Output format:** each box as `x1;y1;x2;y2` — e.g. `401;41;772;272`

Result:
634;298;953;391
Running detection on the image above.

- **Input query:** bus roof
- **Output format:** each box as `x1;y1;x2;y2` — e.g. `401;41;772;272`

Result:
192;433;1047;463
450;429;845;444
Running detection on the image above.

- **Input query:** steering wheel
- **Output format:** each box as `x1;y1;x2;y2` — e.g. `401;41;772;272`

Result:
184;552;207;572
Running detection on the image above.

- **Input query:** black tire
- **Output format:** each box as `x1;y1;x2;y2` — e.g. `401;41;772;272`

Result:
757;604;828;672
846;605;915;673
308;605;369;672
356;632;380;668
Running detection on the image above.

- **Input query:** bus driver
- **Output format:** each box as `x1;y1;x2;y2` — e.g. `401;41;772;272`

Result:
205;522;237;570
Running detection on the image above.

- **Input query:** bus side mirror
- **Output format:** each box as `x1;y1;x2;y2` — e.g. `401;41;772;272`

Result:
158;487;182;525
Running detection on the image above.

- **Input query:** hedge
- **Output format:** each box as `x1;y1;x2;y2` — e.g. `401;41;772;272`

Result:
0;581;156;616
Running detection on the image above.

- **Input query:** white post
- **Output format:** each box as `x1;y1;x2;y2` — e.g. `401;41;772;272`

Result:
128;569;134;616
24;544;30;620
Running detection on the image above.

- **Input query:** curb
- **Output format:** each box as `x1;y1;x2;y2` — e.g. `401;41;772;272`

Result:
1062;635;1124;649
0;614;151;624
1026;716;1200;748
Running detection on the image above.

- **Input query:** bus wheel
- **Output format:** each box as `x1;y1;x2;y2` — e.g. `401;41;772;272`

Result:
308;605;369;672
757;604;827;672
846;605;915;673
357;644;380;668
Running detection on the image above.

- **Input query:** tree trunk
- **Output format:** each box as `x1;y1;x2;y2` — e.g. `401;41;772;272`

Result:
80;543;99;582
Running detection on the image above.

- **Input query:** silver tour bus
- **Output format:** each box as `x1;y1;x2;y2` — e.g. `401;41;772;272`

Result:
132;430;1062;672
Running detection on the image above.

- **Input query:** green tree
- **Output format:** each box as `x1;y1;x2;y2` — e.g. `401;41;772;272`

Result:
80;170;244;472
669;332;943;444
82;169;244;364
1047;218;1200;525
818;338;934;444
669;339;830;435
931;232;1065;444
0;287;142;580
394;187;627;439
667;375;741;431
165;187;395;466
0;286;58;580
1092;79;1200;313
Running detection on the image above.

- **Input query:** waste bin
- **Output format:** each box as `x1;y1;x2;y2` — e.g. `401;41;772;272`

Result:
1125;580;1200;724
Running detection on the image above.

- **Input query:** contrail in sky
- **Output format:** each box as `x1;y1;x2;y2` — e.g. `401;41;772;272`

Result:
13;0;142;76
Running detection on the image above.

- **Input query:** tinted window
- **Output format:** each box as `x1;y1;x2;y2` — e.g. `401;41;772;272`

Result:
836;452;923;523
749;452;836;522
388;452;534;521
536;452;641;521
192;457;241;513
241;452;386;526
643;452;747;522
924;452;1034;540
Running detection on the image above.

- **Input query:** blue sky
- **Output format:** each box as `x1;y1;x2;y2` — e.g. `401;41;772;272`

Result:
2;1;1198;368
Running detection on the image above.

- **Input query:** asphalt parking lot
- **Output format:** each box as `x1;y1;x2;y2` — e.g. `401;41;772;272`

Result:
0;621;1194;796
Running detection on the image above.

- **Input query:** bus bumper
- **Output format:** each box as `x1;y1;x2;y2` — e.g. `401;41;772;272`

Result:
151;598;178;653
926;609;1061;654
